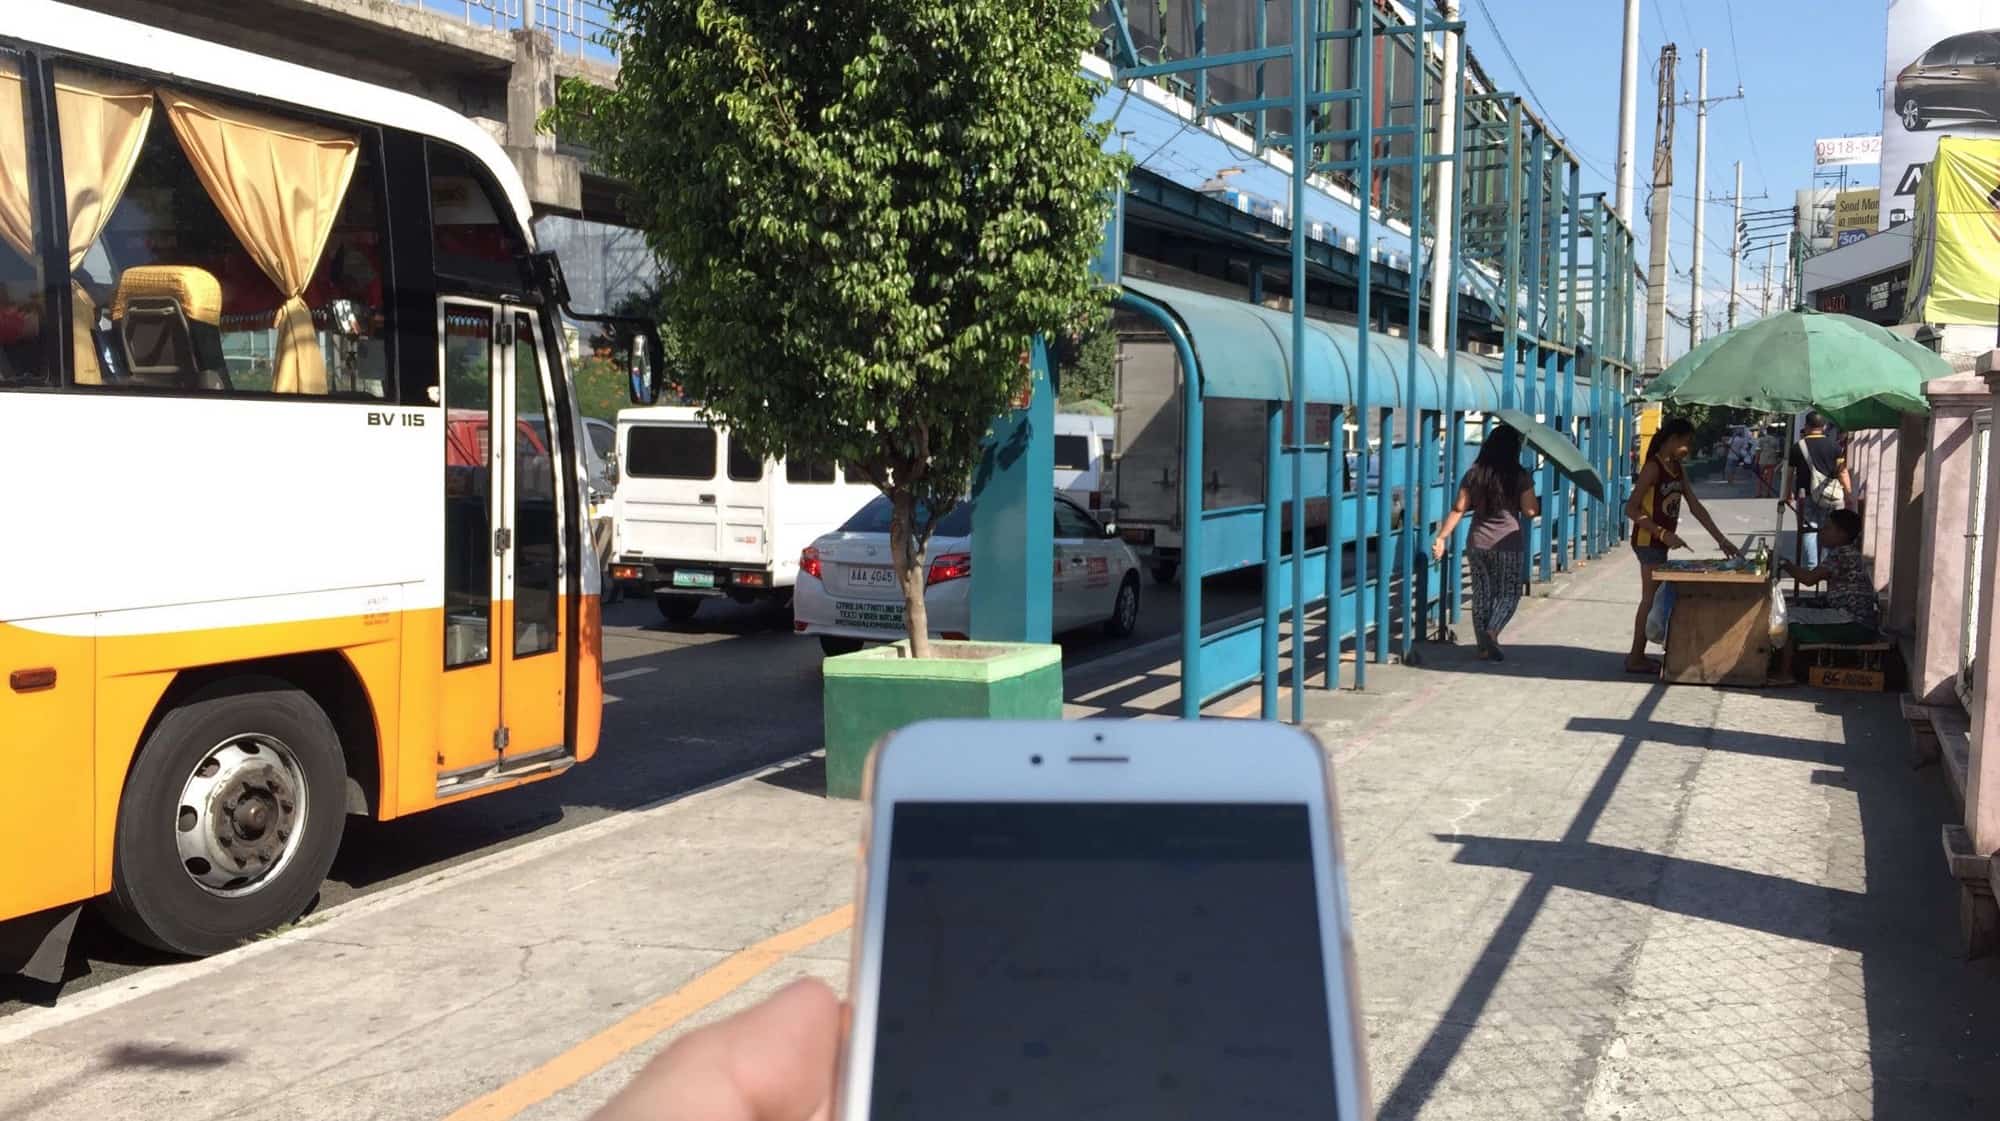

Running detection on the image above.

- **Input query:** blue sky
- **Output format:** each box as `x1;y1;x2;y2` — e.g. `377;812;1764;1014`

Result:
1457;0;1887;340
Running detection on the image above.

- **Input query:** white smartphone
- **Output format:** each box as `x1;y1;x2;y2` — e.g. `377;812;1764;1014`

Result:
837;719;1369;1121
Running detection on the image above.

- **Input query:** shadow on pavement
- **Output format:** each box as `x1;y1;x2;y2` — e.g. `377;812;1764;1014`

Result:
758;755;827;795
1378;673;2000;1119
1376;684;1671;1119
102;1042;237;1070
328;623;827;894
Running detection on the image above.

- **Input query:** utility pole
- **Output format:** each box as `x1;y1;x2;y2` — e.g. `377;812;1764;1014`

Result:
1643;44;1677;381
1616;0;1641;222
1679;50;1744;349
1781;233;1796;310
1728;161;1743;328
1689;50;1707;351
1426;0;1461;353
1760;244;1775;316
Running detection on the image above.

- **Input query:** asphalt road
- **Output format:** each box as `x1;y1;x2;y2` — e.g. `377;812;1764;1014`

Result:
0;571;1257;1015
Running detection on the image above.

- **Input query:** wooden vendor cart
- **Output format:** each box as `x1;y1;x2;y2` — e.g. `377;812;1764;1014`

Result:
1655;565;1781;687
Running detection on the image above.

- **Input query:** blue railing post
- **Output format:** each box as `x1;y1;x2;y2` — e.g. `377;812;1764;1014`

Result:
1262;399;1283;719
1417;408;1440;630
969;338;1054;643
1522;128;1546;582
1374;400;1393;665
1397;0;1427;662
1441;28;1470;634
1352;0;1375;687
1194;0;1209;110
1287;0;1312;722
1113;290;1205;718
1327;406;1346;688
1499;100;1523;412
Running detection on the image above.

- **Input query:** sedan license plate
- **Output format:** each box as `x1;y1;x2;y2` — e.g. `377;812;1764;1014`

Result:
671;569;716;589
846;566;898;589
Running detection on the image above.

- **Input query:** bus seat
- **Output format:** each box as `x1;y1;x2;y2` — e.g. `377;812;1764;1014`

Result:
110;265;232;391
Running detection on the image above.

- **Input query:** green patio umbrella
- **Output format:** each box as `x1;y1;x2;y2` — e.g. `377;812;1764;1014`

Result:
1492;408;1604;500
1642;309;1941;430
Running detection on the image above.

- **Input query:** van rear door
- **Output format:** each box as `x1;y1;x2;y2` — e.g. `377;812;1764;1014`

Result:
717;433;773;566
620;421;722;561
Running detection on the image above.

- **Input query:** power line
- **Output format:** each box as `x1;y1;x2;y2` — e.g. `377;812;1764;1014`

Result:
1719;0;1770;194
1464;0;1623;193
1468;0;1563;143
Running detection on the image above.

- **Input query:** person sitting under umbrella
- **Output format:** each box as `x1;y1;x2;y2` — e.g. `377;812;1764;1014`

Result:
1779;509;1878;632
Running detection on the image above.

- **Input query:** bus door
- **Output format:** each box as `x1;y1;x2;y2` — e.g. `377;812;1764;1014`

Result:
438;300;568;787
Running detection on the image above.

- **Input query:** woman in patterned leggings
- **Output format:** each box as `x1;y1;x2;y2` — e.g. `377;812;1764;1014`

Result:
1433;425;1539;661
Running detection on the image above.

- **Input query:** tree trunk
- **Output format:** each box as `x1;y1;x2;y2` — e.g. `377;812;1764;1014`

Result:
890;489;932;659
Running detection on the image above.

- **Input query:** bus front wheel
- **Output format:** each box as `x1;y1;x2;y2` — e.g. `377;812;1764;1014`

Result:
100;677;347;957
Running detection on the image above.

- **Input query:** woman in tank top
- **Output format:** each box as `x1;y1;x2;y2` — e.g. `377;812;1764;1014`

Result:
1623;417;1739;674
1432;425;1539;661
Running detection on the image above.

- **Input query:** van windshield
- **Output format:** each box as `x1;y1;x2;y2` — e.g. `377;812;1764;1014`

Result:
840;496;975;537
627;426;716;479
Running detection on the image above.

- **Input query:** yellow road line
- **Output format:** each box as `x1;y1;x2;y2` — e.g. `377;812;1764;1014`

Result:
442;905;854;1121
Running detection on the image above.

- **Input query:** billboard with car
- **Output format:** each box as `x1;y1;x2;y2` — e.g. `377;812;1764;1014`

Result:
1884;0;2000;229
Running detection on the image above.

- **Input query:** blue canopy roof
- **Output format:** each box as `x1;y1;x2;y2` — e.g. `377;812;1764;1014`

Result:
1122;277;1508;415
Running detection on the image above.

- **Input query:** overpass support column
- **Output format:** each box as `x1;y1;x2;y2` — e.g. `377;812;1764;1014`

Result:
507;30;582;214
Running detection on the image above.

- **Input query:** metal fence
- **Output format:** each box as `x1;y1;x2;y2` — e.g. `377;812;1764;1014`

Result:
410;0;621;63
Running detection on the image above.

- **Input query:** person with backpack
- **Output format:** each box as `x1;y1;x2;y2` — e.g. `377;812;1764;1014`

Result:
1788;412;1852;568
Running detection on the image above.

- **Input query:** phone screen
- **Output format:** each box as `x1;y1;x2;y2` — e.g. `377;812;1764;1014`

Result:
867;801;1338;1120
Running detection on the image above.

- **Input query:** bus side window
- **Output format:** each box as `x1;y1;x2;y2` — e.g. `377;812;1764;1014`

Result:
429;143;527;294
0;50;53;389
59;67;392;399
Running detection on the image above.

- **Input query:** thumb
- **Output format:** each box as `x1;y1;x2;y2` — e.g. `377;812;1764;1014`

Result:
593;978;843;1121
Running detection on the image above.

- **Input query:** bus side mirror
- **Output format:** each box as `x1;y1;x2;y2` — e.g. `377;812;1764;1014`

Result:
627;331;663;405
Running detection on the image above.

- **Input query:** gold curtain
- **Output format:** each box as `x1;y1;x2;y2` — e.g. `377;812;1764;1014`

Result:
0;57;33;262
160;89;357;395
53;66;154;385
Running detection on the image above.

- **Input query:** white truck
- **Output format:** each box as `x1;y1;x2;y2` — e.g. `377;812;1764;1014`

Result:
1054;412;1116;513
610;406;877;621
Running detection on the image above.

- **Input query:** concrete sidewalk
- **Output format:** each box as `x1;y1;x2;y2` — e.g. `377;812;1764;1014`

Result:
6;494;2000;1120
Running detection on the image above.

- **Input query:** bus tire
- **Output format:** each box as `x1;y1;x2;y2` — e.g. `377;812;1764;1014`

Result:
1150;561;1179;585
656;594;701;623
101;677;347;957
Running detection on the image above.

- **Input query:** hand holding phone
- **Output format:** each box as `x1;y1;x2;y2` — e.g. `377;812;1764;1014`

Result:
837;720;1369;1120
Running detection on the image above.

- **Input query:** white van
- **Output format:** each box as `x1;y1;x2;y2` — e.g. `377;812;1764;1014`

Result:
611;406;877;621
1055;412;1116;512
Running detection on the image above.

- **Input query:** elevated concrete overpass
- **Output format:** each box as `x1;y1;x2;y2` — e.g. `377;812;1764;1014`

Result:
65;0;626;220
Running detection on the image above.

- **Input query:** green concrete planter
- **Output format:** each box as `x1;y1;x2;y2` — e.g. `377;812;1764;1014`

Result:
822;640;1063;799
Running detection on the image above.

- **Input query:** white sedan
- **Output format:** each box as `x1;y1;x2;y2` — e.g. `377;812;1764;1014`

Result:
795;493;1143;656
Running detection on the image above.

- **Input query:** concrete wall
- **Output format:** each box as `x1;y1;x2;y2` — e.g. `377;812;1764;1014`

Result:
63;0;618;215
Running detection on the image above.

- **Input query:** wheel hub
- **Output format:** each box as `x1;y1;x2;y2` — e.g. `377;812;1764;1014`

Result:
177;736;308;897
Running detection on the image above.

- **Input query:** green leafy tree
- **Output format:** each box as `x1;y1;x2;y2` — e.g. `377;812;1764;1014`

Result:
1053;323;1117;411
551;0;1125;656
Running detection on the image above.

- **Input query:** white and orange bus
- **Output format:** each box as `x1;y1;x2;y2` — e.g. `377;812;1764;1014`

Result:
0;1;658;973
